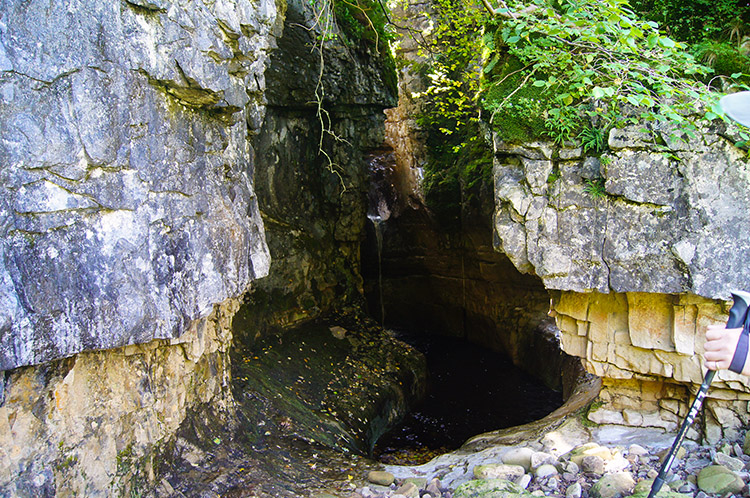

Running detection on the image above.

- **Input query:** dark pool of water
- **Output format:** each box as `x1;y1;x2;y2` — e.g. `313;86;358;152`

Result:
373;329;563;463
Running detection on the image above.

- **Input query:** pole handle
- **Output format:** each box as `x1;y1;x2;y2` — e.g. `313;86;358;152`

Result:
727;291;750;328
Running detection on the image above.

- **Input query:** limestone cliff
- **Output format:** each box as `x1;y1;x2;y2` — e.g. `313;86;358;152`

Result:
493;126;750;299
0;0;279;494
0;0;275;371
0;0;401;494
492;124;750;440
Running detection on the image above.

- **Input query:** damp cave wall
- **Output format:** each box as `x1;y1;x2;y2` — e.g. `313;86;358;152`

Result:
0;0;396;494
360;0;562;391
233;0;397;341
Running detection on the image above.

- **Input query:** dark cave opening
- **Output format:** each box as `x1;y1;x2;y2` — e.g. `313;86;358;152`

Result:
360;147;569;463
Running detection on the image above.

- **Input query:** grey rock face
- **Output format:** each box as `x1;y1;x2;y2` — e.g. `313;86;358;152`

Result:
493;126;750;299
234;0;397;334
0;0;275;370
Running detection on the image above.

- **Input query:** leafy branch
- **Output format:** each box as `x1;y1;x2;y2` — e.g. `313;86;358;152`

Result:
481;0;729;145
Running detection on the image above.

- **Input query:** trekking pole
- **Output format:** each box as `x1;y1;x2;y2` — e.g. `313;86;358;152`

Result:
647;291;750;498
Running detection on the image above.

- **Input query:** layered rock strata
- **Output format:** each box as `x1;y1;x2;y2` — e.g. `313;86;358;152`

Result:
493;124;750;440
0;0;278;493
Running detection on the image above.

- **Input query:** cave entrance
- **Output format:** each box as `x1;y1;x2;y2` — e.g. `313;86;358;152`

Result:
372;328;564;465
361;147;568;464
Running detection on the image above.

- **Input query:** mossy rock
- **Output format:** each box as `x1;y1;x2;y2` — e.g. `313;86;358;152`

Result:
454;478;529;498
630;479;691;498
697;465;744;495
589;472;635;498
481;56;552;143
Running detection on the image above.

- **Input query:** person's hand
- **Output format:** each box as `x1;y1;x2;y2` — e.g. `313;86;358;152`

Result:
704;324;748;374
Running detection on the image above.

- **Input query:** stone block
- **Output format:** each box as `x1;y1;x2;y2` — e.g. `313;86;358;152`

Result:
672;304;697;355
522;158;554;194
560;334;587;358
603;149;681;205
577;319;589;337
558;315;579;336
555;292;591;322
627;293;675;352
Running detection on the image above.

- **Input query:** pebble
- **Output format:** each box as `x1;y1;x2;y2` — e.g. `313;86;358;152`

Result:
359;435;750;498
582;455;606;475
368;471;395;486
536;464;559;478
566;482;583;498
628;444;649;457
516;474;532;489
426;478;442;496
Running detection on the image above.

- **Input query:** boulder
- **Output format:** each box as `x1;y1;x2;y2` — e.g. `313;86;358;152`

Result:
503;447;536;472
697;465;744;495
589;472;635;498
454;479;528;498
474;464;527;481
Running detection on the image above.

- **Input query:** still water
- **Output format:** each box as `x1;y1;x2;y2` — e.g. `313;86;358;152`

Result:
373;329;563;464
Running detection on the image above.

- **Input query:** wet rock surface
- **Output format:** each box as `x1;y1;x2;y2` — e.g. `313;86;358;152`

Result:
231;313;428;455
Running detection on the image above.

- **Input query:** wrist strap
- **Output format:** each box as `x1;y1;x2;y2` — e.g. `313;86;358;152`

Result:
729;319;750;374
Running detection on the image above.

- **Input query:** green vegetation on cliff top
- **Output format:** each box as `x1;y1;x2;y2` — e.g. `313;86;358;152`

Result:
404;0;750;214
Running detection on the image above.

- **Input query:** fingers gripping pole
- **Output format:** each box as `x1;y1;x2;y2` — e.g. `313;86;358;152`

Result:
647;291;750;498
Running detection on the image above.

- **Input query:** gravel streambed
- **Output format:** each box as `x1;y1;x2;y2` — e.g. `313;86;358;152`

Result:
328;419;750;498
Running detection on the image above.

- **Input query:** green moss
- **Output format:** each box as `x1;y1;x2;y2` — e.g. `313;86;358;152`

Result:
420;125;494;228
480;57;552;143
692;40;750;80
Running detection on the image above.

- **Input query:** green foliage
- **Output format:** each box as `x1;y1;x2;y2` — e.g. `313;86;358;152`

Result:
692;40;750;79
630;0;750;44
579;125;607;153
481;57;548;142
332;0;395;52
413;0;488;138
406;0;495;217
482;0;719;145
583;177;607;198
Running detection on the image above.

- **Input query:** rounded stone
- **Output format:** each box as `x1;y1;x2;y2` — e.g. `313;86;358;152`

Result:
589;471;635;498
697;465;744;495
629;444;649;457
566;482;583;498
536;464;559;478
367;471;395;486
503;447;536;471
581;455;606;475
473;463;526;481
